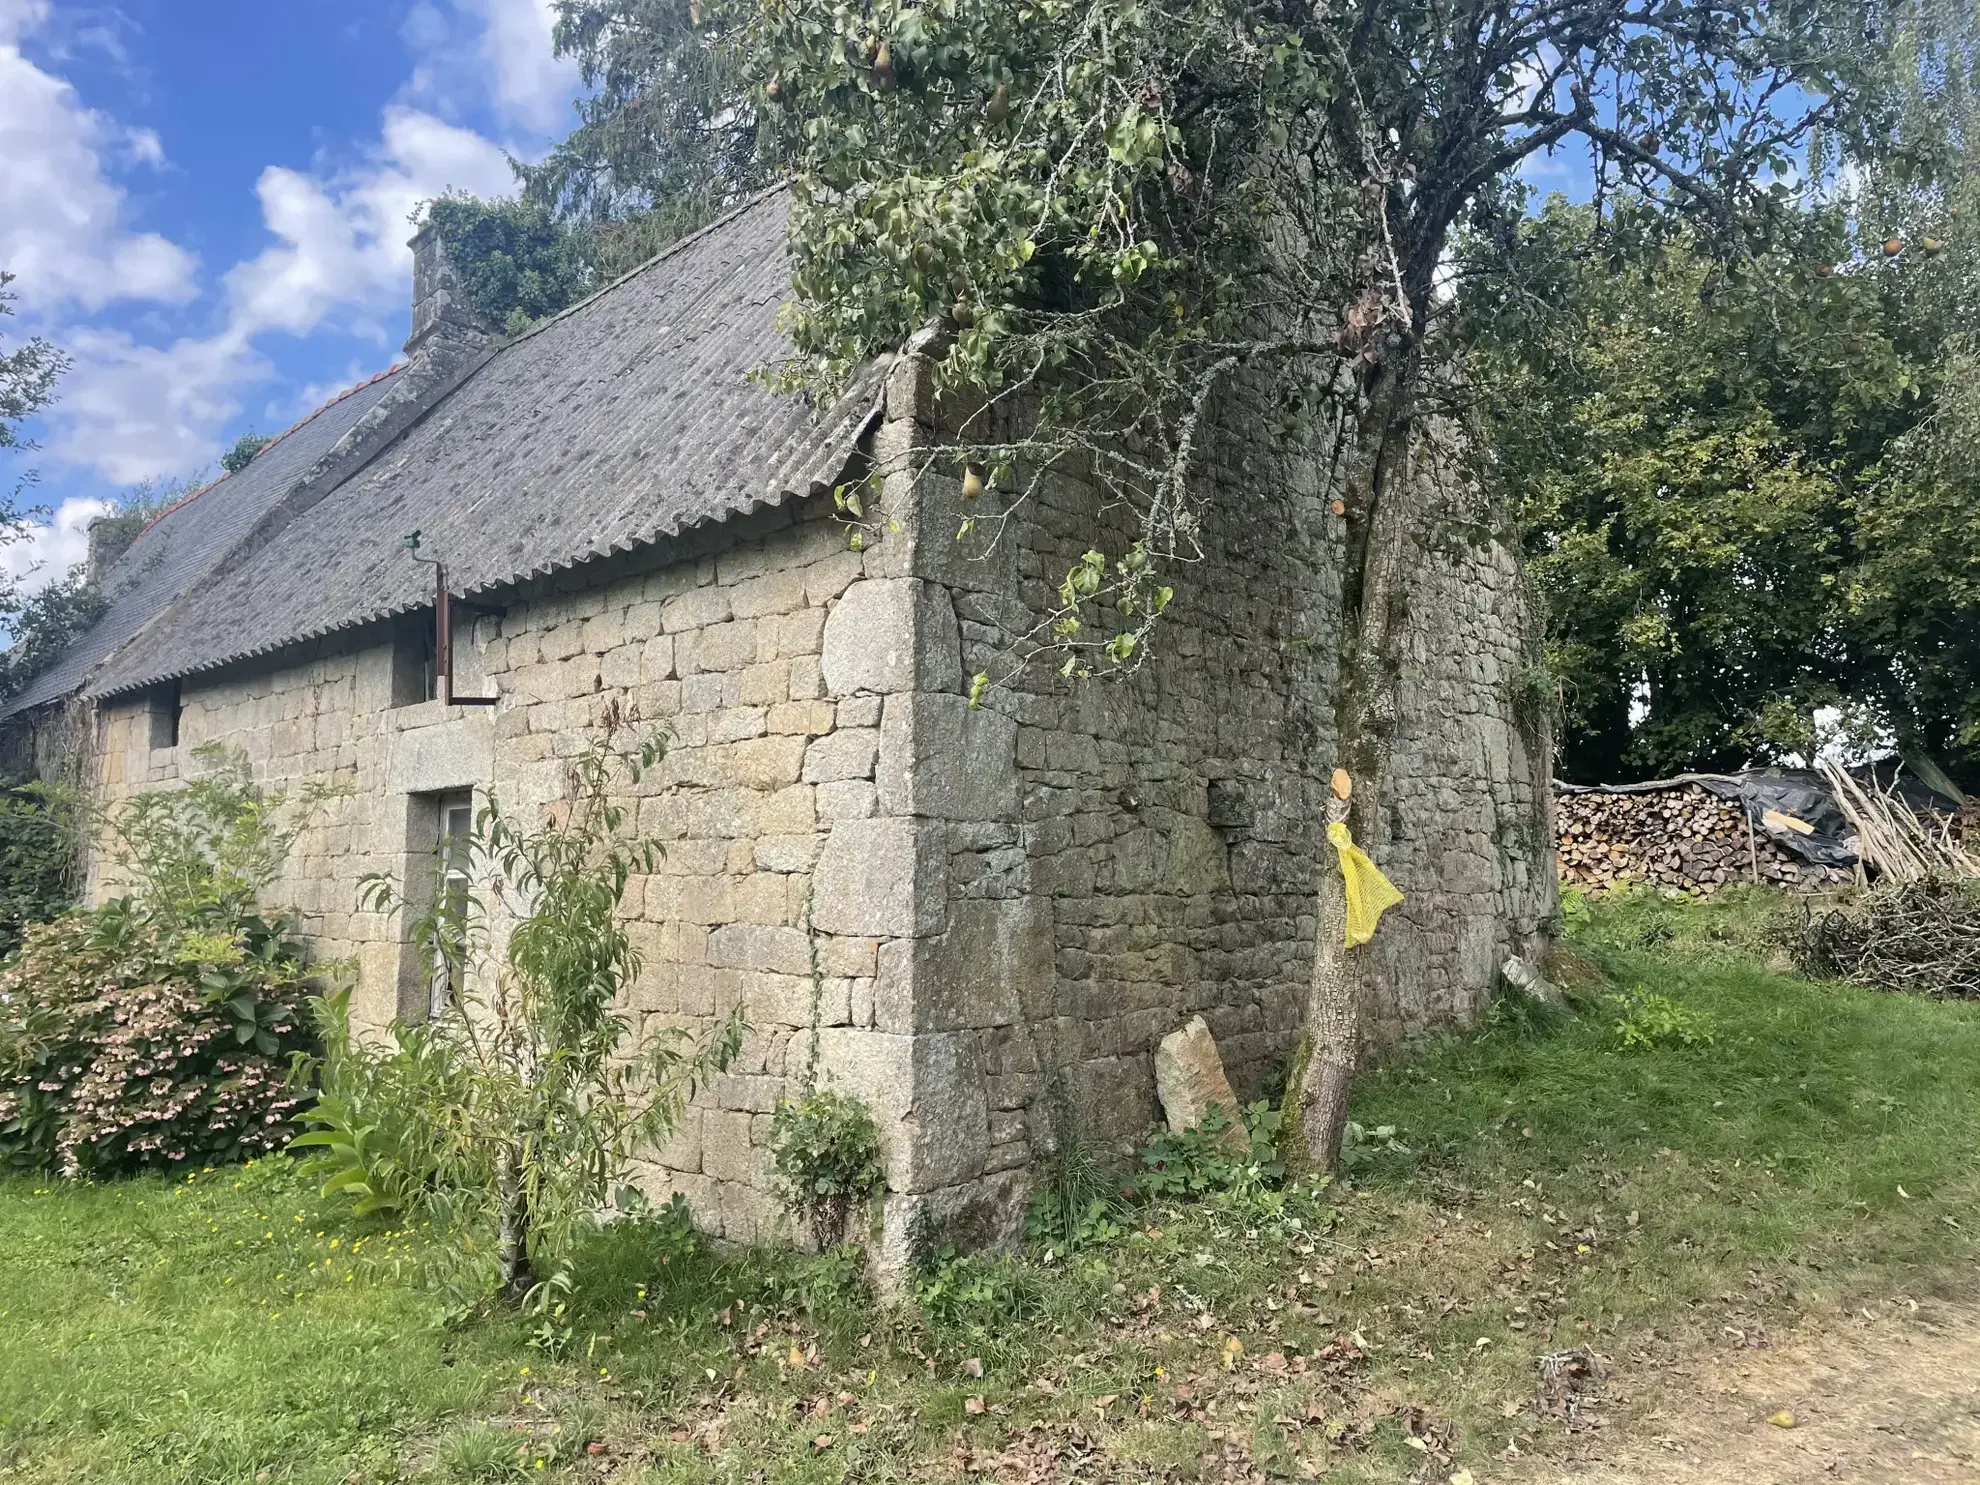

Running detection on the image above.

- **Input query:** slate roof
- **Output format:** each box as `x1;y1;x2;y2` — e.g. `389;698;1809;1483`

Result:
88;188;882;701
0;369;403;719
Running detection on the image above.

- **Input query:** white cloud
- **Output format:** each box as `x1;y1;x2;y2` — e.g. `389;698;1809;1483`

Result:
0;9;198;312
11;3;552;487
0;0;48;46
46;329;265;485
46;107;512;483
3;495;115;593
468;0;575;133
404;0;576;135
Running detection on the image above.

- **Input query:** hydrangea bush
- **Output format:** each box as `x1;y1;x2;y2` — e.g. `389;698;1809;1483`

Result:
0;907;313;1175
0;745;333;1176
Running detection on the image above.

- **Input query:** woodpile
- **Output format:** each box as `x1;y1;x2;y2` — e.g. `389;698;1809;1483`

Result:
1554;783;1854;894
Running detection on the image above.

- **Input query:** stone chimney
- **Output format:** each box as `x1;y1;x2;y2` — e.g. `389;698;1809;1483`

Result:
404;221;492;373
84;512;139;585
226;216;499;551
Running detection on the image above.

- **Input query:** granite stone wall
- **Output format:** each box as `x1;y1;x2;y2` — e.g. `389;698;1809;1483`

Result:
75;341;1551;1268
89;499;887;1244
801;346;1555;1271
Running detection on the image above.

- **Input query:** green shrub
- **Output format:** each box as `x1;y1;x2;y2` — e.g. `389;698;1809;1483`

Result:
770;1087;883;1251
0;906;313;1175
1132;1100;1283;1198
1612;989;1719;1049
290;985;471;1219
911;1244;1041;1341
0;785;77;956
1337;1118;1412;1175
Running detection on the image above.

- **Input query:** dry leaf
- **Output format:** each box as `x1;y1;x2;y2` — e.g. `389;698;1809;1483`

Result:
965;1395;987;1415
1766;1409;1796;1428
812;1433;835;1449
963;1356;985;1378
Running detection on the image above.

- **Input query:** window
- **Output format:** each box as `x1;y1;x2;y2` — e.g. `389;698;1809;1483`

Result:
147;681;182;751
431;791;474;1017
390;610;437;707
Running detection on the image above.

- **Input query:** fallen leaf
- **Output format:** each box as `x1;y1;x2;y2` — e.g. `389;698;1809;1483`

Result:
963;1356;984;1378
965;1395;987;1415
1451;1472;1478;1485
1767;1410;1796;1428
812;1433;835;1449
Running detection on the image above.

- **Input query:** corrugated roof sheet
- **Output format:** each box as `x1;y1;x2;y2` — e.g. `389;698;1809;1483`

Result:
0;369;403;719
89;188;880;701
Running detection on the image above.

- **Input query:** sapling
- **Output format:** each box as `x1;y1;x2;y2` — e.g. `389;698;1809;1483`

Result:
323;721;741;1305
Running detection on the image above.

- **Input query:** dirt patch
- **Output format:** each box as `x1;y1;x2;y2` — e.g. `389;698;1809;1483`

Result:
1524;1298;1980;1483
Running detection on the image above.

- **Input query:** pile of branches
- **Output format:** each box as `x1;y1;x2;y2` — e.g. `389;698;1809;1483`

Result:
1797;878;1980;999
1816;758;1978;881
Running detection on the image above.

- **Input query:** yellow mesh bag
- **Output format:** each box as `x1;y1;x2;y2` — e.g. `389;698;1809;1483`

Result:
1327;820;1404;947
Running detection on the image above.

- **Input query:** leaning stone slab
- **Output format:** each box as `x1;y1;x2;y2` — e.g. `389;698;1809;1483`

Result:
1154;1015;1250;1154
1499;954;1564;1005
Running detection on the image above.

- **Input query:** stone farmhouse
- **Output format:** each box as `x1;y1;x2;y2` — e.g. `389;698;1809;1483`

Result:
0;189;1553;1258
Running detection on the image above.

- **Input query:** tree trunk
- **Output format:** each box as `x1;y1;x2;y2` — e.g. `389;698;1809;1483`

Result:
1283;793;1355;1173
496;1145;534;1304
1283;344;1422;1176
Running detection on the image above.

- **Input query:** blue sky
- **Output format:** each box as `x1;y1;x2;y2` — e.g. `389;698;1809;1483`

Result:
1;0;578;586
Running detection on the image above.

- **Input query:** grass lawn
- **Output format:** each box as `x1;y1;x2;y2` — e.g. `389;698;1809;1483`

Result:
3;888;1977;1483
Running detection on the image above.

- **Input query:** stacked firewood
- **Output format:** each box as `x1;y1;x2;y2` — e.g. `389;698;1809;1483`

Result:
1554;783;1854;894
